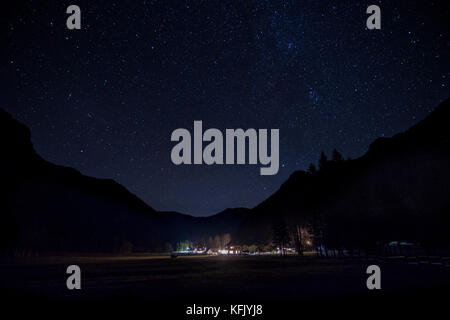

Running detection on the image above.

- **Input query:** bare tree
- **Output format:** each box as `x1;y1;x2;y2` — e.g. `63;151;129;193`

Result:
220;233;231;249
272;219;290;256
214;235;221;249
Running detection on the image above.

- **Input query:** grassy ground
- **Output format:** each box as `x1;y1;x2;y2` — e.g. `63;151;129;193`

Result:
1;255;449;317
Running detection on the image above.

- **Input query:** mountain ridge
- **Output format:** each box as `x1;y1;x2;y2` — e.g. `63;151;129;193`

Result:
236;98;450;248
0;108;248;254
1;98;449;253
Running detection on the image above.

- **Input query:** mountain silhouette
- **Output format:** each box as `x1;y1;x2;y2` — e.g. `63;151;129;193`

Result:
237;98;450;251
1;98;449;255
0;109;247;254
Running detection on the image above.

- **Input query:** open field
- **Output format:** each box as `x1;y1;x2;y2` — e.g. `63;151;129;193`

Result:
1;255;449;317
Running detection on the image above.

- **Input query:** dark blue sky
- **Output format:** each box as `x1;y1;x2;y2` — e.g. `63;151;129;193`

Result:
2;1;449;215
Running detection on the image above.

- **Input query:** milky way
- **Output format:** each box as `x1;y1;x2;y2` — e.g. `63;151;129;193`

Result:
1;1;449;215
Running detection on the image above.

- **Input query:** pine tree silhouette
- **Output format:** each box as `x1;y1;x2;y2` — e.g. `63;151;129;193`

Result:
319;152;328;171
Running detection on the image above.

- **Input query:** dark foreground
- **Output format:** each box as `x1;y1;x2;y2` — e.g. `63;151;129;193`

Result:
1;255;449;318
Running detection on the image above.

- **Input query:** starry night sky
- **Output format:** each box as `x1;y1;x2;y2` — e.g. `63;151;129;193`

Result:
2;1;449;216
